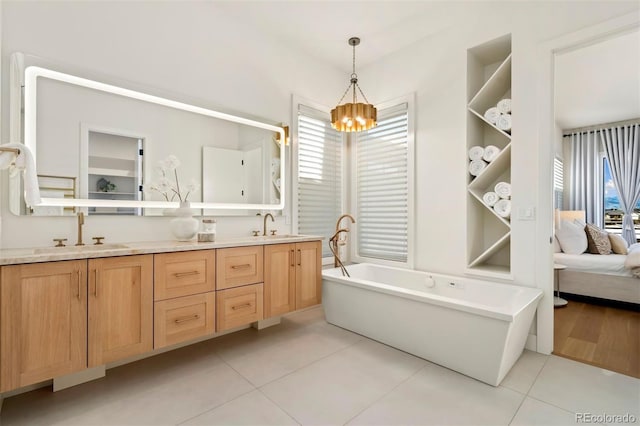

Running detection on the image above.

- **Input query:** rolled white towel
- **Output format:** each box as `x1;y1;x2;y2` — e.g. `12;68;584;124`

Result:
482;145;500;162
496;113;512;132
468;146;484;161
468;159;487;177
484;107;500;124
483;191;499;207
494;181;511;199
494;199;511;219
497;98;511;114
0;143;41;207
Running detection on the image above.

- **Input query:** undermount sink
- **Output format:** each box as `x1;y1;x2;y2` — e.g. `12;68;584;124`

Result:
32;243;129;255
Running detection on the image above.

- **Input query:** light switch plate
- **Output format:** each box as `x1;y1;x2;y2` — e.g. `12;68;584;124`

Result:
517;207;536;220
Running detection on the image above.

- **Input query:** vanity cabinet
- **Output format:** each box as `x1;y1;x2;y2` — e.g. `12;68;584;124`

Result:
0;237;322;393
153;250;216;348
88;255;153;366
264;241;322;317
0;260;87;392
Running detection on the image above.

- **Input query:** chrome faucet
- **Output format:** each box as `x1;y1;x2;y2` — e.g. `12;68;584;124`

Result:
262;213;274;236
333;214;356;267
76;212;85;246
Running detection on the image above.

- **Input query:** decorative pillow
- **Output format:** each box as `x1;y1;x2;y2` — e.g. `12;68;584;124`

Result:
556;220;588;254
608;233;628;255
585;223;611;255
553;235;562;253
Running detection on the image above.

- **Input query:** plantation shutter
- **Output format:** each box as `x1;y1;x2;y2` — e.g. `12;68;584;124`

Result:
297;105;343;258
554;157;564;209
355;103;409;262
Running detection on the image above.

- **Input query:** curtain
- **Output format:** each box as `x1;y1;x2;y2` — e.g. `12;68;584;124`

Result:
599;124;640;246
568;131;603;226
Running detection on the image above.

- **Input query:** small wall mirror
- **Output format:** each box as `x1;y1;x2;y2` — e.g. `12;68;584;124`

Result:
9;52;286;216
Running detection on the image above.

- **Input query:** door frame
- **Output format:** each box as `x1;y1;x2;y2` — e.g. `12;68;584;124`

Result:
535;11;639;354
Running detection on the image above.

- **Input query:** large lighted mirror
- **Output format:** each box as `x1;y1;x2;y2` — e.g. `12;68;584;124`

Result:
9;52;286;216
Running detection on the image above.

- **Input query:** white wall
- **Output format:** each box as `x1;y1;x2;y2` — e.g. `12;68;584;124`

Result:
0;1;345;248
355;1;638;287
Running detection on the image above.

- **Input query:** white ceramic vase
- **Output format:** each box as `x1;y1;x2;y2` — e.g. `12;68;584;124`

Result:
170;201;199;241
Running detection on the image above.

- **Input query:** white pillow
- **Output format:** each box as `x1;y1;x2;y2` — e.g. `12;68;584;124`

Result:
556;219;588;254
553;235;562;253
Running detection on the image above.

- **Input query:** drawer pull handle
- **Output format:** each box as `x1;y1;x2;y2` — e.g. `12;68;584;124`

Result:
232;303;252;310
76;270;81;300
173;271;200;278
231;264;251;270
174;314;200;324
290;249;294;267
297;249;301;266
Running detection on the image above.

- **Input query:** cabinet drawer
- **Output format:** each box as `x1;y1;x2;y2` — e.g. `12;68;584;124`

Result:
155;250;215;300
216;283;263;331
154;292;215;349
216;246;263;290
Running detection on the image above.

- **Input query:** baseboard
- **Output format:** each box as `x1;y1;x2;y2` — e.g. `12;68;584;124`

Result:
562;292;640;312
54;365;106;392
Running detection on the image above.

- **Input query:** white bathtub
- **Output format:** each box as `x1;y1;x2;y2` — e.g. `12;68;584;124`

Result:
322;263;543;386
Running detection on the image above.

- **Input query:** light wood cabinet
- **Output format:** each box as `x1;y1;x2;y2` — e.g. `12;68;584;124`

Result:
264;244;296;317
88;255;153;367
216;246;263;290
216;283;263;331
264;241;322;317
154;292;215;348
0;260;87;392
154;250;215;300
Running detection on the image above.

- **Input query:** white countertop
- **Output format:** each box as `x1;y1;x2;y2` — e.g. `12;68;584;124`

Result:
0;235;324;266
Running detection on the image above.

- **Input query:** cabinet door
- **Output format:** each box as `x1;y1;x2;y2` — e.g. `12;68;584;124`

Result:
295;241;322;310
88;255;153;366
0;260;87;392
264;243;295;317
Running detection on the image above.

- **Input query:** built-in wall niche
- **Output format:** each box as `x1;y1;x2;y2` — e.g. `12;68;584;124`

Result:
466;34;513;279
8;52;286;216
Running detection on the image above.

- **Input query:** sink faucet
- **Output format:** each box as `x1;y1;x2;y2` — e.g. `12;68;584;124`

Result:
334;214;356;267
76;212;85;246
262;213;274;236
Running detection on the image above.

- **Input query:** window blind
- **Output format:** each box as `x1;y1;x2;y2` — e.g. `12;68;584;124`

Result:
297;105;343;258
554;157;563;209
355;103;409;262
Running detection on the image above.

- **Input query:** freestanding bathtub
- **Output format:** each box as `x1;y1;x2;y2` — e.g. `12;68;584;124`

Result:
322;263;543;386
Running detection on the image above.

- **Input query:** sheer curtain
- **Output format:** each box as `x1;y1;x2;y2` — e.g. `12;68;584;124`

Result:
568;131;603;226
599;124;640;245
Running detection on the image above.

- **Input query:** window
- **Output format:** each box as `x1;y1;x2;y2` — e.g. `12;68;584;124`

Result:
553;157;563;209
603;157;640;240
296;104;343;258
353;101;413;265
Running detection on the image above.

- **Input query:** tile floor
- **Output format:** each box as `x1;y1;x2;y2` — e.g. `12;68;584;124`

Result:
1;306;638;426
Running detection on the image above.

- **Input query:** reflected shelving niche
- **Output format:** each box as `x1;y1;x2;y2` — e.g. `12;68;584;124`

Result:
466;34;512;279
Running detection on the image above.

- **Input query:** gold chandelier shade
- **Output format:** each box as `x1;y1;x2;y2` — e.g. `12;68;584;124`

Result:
331;37;377;133
331;102;377;132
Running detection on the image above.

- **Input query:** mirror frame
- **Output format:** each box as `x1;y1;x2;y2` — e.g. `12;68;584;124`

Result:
10;52;286;213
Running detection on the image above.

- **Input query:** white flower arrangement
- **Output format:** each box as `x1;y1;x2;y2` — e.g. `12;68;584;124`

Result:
145;155;200;202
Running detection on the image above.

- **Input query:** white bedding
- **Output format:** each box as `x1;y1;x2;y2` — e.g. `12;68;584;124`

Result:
554;252;634;277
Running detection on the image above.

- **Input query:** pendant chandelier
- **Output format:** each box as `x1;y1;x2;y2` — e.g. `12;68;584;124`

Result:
331;37;377;132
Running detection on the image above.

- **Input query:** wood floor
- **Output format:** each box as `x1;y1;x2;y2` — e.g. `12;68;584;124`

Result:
554;299;640;379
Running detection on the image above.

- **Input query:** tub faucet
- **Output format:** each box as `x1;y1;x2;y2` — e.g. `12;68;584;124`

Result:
329;228;351;277
262;213;274;236
75;212;85;246
334;214;356;267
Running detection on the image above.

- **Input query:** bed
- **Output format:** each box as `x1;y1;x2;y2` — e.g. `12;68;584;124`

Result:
554;210;639;305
